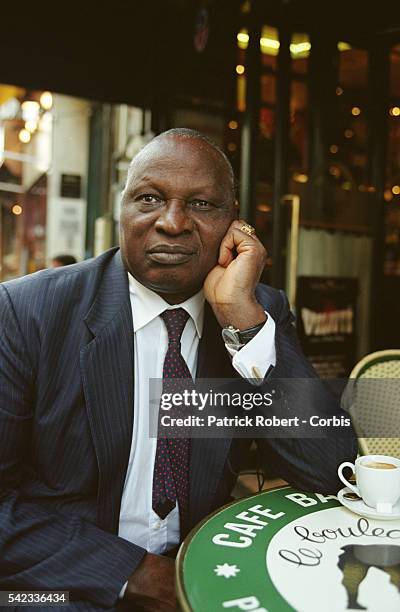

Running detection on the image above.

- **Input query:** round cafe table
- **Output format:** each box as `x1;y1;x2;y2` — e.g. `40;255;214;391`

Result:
176;485;400;612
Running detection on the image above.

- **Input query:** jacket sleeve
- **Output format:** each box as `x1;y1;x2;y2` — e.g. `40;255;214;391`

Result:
255;290;358;494
0;284;145;608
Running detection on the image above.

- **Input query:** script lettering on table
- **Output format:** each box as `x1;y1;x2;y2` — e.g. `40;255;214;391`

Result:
279;518;400;566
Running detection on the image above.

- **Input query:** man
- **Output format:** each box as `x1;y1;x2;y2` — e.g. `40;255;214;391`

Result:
51;254;78;267
0;129;357;611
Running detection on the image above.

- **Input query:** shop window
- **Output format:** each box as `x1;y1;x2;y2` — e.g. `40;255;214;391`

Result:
291;33;310;74
288;34;309;218
256;24;278;250
384;44;400;276
0;83;149;277
329;44;369;229
0;85;52;279
235;22;278;245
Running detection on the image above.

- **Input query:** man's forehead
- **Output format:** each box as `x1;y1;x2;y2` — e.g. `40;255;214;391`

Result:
128;135;231;182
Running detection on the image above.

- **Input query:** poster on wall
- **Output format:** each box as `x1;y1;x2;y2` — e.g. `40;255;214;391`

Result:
51;198;87;262
296;276;358;378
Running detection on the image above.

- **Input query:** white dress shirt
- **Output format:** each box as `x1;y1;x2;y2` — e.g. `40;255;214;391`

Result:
118;274;276;595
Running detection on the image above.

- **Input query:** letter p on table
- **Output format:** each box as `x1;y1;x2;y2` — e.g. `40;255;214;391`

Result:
223;595;267;611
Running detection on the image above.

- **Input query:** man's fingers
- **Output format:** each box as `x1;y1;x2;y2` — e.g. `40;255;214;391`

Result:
218;221;265;267
125;553;176;608
218;232;236;267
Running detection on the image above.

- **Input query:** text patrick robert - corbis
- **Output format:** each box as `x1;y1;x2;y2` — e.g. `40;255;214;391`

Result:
156;388;352;430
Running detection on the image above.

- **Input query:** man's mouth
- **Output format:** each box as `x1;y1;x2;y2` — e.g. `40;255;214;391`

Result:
147;244;195;265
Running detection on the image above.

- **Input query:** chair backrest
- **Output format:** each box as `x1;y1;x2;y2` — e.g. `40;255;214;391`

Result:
347;350;400;457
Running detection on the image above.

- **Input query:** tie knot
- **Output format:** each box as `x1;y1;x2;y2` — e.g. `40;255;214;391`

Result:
161;308;190;344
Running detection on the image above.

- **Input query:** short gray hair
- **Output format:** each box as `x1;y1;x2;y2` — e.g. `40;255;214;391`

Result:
128;127;236;201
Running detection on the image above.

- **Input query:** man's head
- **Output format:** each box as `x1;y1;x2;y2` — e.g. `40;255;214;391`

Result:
51;254;77;267
120;128;238;303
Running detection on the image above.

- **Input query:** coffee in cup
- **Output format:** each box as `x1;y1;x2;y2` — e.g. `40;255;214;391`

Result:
338;454;400;513
362;460;397;470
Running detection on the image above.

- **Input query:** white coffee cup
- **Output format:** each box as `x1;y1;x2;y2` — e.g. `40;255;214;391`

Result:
338;454;400;513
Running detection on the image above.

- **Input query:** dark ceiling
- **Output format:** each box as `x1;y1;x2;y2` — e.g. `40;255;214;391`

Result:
0;1;399;108
262;0;400;42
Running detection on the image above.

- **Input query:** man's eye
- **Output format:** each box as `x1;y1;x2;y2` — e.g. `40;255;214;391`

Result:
138;194;161;204
190;199;213;209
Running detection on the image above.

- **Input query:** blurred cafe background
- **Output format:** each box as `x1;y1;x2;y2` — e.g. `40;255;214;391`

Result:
1;0;400;377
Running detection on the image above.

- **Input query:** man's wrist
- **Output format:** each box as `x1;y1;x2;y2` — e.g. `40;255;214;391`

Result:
214;300;266;330
225;310;276;383
222;320;267;350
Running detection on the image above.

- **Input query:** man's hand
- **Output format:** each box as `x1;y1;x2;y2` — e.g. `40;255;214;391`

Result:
124;552;176;612
204;219;267;330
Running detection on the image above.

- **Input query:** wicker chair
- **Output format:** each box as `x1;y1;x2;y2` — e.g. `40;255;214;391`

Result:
344;350;400;457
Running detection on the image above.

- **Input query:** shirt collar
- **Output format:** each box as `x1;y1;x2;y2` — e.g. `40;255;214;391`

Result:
128;272;204;338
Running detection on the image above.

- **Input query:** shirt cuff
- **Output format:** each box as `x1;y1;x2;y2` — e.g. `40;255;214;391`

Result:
119;581;128;599
225;311;276;383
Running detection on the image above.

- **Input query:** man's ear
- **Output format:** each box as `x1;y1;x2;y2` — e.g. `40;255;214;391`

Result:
234;200;240;219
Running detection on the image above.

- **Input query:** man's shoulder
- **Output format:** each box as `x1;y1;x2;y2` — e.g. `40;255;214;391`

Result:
0;247;121;309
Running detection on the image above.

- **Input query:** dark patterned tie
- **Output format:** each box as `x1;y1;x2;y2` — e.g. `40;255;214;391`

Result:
152;308;191;522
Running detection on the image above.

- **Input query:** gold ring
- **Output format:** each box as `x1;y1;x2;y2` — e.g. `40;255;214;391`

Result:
240;223;256;236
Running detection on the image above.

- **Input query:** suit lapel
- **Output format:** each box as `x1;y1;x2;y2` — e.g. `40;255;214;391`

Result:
78;255;282;534
187;304;236;532
80;251;134;532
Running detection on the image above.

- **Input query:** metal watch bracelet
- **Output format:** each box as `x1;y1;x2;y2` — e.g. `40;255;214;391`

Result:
234;320;266;344
222;318;267;348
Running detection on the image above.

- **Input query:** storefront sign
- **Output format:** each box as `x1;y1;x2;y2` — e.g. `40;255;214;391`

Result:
60;173;81;199
49;197;86;261
296;276;358;378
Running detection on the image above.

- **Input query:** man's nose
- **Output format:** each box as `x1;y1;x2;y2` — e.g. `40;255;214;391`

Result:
154;199;194;235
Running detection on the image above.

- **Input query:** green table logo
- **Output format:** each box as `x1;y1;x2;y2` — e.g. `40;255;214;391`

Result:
178;487;400;611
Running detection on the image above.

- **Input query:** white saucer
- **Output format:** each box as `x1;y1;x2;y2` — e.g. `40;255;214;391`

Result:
338;487;400;521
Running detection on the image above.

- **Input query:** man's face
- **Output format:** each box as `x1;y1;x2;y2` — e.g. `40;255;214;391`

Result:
120;136;236;303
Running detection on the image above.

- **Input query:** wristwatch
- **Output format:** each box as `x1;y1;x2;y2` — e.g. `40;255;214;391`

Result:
222;319;266;350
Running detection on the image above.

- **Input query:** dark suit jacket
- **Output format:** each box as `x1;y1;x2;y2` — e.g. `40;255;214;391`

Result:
0;248;357;610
